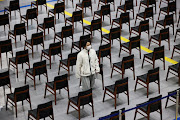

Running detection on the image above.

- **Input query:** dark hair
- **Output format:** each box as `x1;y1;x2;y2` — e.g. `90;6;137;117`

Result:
83;40;91;48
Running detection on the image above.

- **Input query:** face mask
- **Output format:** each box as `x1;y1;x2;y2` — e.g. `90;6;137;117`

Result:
86;45;91;50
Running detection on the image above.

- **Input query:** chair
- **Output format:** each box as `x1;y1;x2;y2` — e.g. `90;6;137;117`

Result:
44;74;69;105
134;95;162;120
97;43;112;67
9;50;30;78
135;7;154;27
0;39;13;68
0;14;10;31
6;85;32;118
174;28;180;42
54;25;73;49
48;2;65;24
119;36;141;58
4;0;21;20
41;42;62;69
71;34;91;52
111;12;130;33
142;46;165;70
93;4;111;24
134;67;160;98
24;32;44;58
171;44;180;59
0;71;12;96
37;17;55;40
97;0;115;11
65;10;83;32
75;0;93;15
154;14;174;35
101;27;121;45
166;62;180;85
67;88;94;120
103;77;129;109
31;0;47;15
159;0;176;8
83;18;102;38
111;55;135;80
58;52;78;77
116;0;134;19
25;60;48;90
8;23;27;47
28;101;54;120
129;20;149;40
148;28;170;50
158;2;176;21
138;0;156;14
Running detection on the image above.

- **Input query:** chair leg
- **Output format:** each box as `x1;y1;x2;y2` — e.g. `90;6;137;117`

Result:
114;94;117;109
55;91;57;105
158;80;160;94
15;102;18;117
102;89;106;102
158;11;161;20
67;100;70;114
33;77;36;90
166;67;170;81
119;45;122;57
148;37;152;49
174;30;178;42
134;78;138;91
134;109;137;120
154;23;157;33
110;65;114;78
171;47;175;59
141;56;145;68
147;84;149;98
165;97;169;108
78;106;80;120
44;84;47;98
58;62;61;75
92;101;95;117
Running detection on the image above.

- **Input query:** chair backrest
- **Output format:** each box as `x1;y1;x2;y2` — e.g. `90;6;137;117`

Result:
9;0;20;11
0;14;9;26
26;8;37;19
125;0;133;11
129;36;141;49
168;1;176;13
120;12;130;24
15;49;29;64
37;101;53;119
72;10;83;22
37;0;47;5
98;43;111;58
33;60;47;76
159;28;169;41
153;46;164;60
147;67;159;83
31;32;44;45
0;71;10;87
115;77;128;94
14;23;26;35
82;0;92;7
148;95;162;113
54;74;68;90
139;20;149;32
44;17;54;29
145;7;153;18
101;4;110;16
62;25;73;38
122;55;134;69
14;85;30;102
110;108;125;120
78;88;93;106
91;19;102;31
54;2;65;13
164;14;174;26
0;39;12;53
110;27;121;40
79;34;91;48
68;52;78;66
49;42;62;56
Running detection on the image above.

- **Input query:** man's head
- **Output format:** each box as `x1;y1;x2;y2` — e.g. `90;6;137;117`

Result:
83;40;91;50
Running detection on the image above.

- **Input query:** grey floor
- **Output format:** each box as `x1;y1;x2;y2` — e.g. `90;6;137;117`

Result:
0;0;180;120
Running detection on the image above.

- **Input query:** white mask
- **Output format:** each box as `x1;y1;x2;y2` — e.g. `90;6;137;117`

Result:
86;45;91;50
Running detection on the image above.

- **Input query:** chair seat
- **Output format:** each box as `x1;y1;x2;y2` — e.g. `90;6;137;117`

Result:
9;30;15;34
38;23;44;28
70;96;78;105
27;68;33;75
4;7;9;11
47;81;54;89
174;44;180;50
73;41;80;47
138;104;148;112
177;28;180;32
60;59;68;66
131;26;139;32
121;42;130;48
137;12;145;18
49;9;55;13
66;17;73;22
140;0;148;5
25;39;32;44
105;84;115;93
117;5;125;10
76;3;83;7
151;34;160;40
160;7;168;12
100;0;106;3
31;1;37;5
113;62;122;69
102;34;110;39
157;20;164;26
144;53;153;59
137;74;147;82
42;49;49;55
113;18;120;23
9;57;16;63
94;10;101;16
84;25;91;31
21;15;26;19
7;93;14;101
169;63;179;72
29;109;38;118
55;32;62;38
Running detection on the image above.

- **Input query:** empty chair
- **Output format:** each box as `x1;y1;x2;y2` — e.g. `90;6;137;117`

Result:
4;0;21;20
111;55;135;80
134;67;160;98
103;77;129;109
142;46;165;70
134;95;162;120
138;0;156;13
0;71;12;96
93;4;111;24
154;14;174;35
25;60;48;90
148;28;170;50
31;0;47;15
54;25;73;49
0;14;10;31
159;0;176;8
21;8;38;30
28;101;54;120
97;0;115;11
76;0;93;15
24;32;44;58
0;39;13;68
83;18;102;38
67;88;94;120
8;23;27;47
116;0;134;19
119;36;141;58
48;2;65;24
6;85;32;118
9;50;30;78
37;17;55;40
111;12;130;33
171;43;180;59
44;74;69;105
41;42;62;69
174;28;180;42
129;20;149;40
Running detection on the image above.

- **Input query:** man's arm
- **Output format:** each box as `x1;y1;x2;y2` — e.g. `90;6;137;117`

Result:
94;51;100;73
76;53;82;79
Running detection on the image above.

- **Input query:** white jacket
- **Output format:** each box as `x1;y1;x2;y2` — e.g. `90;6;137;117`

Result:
76;49;100;79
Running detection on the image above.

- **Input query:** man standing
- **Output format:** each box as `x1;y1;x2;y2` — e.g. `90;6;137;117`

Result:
76;41;100;91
